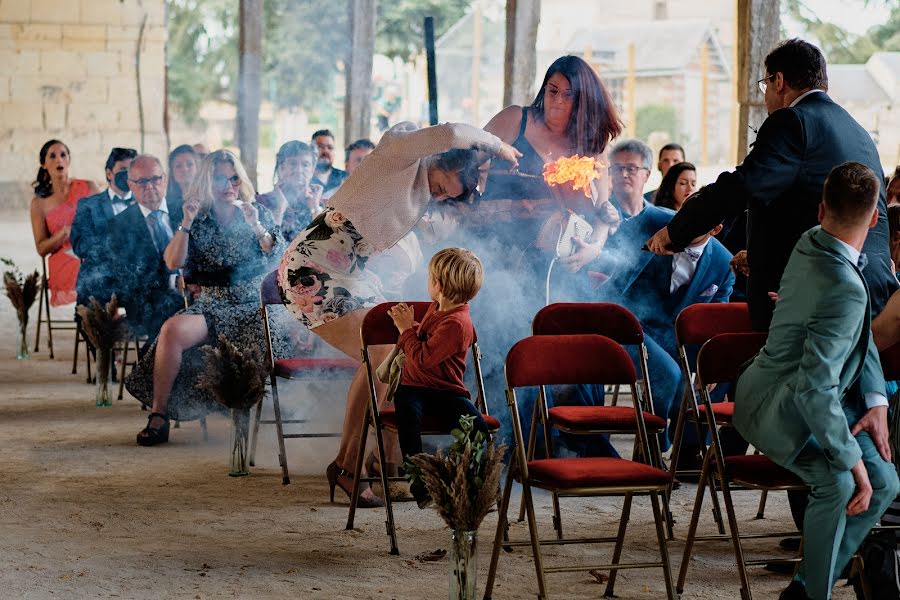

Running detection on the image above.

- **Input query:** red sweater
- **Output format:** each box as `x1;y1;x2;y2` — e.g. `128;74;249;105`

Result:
397;302;474;397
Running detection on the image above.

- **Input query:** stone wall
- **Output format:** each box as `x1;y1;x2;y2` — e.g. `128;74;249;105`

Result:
0;0;167;208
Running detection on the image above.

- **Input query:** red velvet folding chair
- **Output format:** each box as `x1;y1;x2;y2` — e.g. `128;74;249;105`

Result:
668;302;755;531
485;334;676;599
678;332;806;600
518;302;671;538
345;301;499;555
251;270;359;484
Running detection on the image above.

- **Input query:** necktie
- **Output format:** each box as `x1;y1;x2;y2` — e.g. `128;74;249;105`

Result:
857;253;868;271
148;210;171;255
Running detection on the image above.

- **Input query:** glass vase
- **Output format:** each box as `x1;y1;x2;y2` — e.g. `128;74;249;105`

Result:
95;346;112;407
449;529;477;600
229;408;250;477
15;318;29;360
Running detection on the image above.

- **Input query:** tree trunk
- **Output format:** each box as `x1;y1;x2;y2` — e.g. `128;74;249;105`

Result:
503;0;541;107
345;0;377;143
736;0;780;162
238;0;262;189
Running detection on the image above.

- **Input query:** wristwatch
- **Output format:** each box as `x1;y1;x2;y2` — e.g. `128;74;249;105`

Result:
177;224;190;234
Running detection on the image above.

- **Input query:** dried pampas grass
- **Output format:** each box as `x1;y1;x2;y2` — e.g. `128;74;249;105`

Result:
2;258;40;323
76;295;128;351
409;416;505;531
196;334;268;410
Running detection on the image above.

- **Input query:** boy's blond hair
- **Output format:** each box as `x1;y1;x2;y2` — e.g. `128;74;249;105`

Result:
429;247;484;304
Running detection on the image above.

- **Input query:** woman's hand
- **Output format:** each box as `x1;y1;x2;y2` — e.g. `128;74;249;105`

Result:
239;201;259;226
182;199;201;228
60;224;71;240
387;302;415;333
306;183;324;214
497;142;522;169
559;238;603;273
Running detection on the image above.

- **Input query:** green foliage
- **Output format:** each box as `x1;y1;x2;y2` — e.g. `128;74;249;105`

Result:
377;0;472;60
783;0;900;64
636;104;678;143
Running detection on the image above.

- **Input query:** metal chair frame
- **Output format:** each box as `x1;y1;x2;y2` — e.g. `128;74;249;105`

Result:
34;256;85;375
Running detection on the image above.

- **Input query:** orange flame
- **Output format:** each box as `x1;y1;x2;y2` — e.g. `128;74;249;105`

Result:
542;155;603;198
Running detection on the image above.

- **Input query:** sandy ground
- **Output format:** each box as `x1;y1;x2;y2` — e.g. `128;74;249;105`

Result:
0;211;856;599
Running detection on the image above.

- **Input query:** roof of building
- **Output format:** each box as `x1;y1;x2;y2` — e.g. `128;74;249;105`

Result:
828;64;892;105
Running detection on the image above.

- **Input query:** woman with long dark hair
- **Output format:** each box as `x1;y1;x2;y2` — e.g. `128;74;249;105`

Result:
29;139;99;306
654;162;697;212
166;144;198;208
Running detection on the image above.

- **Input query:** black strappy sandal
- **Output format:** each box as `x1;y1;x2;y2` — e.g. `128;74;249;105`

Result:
136;412;170;446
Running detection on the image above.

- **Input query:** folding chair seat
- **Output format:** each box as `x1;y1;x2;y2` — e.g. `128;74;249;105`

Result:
678;332;806;600
518;302;671;537
251;270;359;484
34;256;85;374
668;302;755;531
485;334;676;600
346;301;496;555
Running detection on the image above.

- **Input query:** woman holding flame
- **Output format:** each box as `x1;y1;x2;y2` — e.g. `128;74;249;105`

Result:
127;150;290;446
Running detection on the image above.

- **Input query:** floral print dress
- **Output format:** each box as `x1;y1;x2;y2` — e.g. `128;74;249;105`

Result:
279;208;385;329
126;204;297;420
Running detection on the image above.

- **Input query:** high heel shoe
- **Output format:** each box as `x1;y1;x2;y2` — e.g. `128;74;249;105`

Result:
136;412;170;446
326;461;385;509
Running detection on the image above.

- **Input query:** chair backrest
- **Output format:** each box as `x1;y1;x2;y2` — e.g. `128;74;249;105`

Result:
260;270;282;306
505;334;636;389
532;302;643;345
675;302;753;347
881;342;900;382
360;301;438;346
695;332;767;387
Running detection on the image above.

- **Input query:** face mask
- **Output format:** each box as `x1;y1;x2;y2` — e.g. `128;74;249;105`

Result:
113;170;130;192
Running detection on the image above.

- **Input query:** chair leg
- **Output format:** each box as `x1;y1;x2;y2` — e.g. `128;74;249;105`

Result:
345;405;371;532
269;379;290;484
610;383;620;407
85;337;93;384
72;321;81;374
34;283;44;352
117;337;129;401
522;482;549;600
720;474;753;599
249;390;265;468
45;288;55;359
518;399;541;523
755;490;768;519
677;449;712;593
200;416;208;442
650;491;678;600
604;492;633;597
706;450;727;535
484;466;516;600
371;416;399;555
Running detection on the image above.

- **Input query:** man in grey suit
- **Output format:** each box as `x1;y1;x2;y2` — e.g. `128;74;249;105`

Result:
734;163;900;600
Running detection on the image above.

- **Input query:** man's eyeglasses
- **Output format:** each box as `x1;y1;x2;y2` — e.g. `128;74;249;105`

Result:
757;74;775;94
545;84;575;103
213;174;242;187
609;165;648;176
129;175;164;187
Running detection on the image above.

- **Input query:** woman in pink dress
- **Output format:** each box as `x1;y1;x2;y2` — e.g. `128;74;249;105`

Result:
29;139;99;306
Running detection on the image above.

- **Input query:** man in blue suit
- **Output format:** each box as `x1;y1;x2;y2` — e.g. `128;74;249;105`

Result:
734;163;899;600
71;147;137;306
556;140;734;457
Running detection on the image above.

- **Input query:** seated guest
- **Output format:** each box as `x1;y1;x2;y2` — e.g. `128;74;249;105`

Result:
110;155;185;342
887;166;900;206
654;162;697;212
71;147;137;306
312;129;348;197
29;139;100;306
166;144;198;209
257;141;323;241
126;150;288;446
644;143;685;204
734;162;899;600
192;143;210;161
345;138;375;175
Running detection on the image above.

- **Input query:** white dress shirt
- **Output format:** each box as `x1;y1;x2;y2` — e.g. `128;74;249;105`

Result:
108;188;133;216
789;89;825;108
670;238;710;293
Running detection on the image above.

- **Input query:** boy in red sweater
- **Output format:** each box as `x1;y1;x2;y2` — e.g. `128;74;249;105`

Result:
387;247;489;507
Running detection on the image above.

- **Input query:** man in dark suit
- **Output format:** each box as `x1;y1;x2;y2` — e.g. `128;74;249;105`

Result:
646;38;896;331
311;129;347;197
71;147;138;306
110;154;184;343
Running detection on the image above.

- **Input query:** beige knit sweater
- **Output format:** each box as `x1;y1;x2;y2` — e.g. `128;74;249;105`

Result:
328;121;502;251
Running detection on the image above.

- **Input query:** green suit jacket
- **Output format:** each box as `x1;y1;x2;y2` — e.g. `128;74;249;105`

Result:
734;226;885;472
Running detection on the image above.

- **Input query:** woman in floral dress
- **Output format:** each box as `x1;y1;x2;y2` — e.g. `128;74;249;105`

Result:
127;150;289;446
278;121;520;506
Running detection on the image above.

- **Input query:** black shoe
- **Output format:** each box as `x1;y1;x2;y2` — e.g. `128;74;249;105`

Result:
136;412;170;446
765;561;796;575
779;537;802;552
779;579;810;600
673;449;704;483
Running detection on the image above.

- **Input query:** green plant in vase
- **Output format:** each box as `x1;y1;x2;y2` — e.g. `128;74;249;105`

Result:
1;258;40;360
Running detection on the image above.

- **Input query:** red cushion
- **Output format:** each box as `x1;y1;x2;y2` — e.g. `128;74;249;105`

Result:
528;457;672;489
273;358;359;379
725;454;805;489
379;407;500;433
696;402;735;421
548;406;665;432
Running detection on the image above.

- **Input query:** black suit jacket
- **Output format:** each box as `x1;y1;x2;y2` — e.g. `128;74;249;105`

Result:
70;189;132;305
667;91;895;330
109;201;183;337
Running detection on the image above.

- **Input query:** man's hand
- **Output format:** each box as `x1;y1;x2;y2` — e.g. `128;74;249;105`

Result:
387;302;415;333
645;226;675;255
730;250;750;276
847;459;873;516
851;405;892;462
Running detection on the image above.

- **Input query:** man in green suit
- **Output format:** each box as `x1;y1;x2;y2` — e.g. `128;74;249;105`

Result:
734;162;900;600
